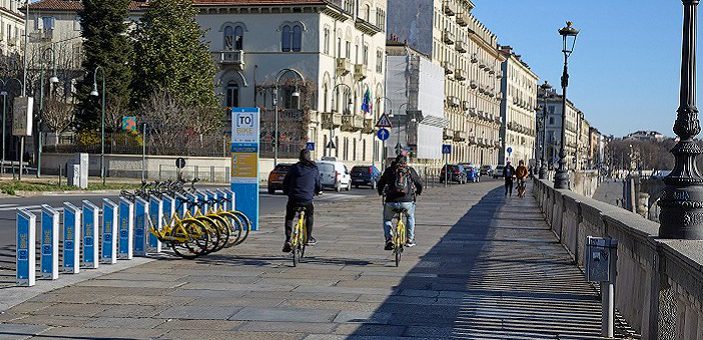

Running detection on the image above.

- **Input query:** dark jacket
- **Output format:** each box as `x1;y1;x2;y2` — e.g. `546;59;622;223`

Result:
503;164;516;179
283;161;321;204
377;164;423;202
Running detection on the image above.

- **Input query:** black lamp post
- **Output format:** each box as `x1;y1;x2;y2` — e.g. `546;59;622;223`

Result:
659;0;703;239
554;21;579;189
538;81;552;179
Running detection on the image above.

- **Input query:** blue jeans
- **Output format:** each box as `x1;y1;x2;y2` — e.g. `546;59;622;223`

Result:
383;202;416;241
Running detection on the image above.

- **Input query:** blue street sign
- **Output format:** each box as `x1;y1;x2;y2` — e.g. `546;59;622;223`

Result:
82;200;100;269
306;142;315;151
442;144;452;154
134;197;148;256
41;205;59;280
507;146;513;156
63;202;81;274
16;208;36;286
118;198;134;259
377;128;390;141
102;198;118;264
149;196;163;253
231;107;260;231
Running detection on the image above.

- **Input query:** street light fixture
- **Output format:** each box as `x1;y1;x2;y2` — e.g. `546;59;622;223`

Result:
274;68;305;166
554;21;579;190
91;66;106;185
539;81;552;179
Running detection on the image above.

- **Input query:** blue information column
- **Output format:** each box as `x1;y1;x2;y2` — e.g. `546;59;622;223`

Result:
133;197;149;257
102;198;118;264
231;107;260;230
148;196;163;253
16;208;36;286
63;202;81;274
40;205;59;280
118;198;134;259
82;200;100;269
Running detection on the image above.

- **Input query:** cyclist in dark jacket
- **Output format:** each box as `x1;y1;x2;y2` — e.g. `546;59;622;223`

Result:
377;152;423;250
282;149;321;252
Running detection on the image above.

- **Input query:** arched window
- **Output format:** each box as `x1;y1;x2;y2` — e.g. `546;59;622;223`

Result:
224;26;234;50
234;26;244;50
292;25;302;52
225;81;239;108
323;85;328;112
364;4;371;21
282;25;292;52
282;24;302;52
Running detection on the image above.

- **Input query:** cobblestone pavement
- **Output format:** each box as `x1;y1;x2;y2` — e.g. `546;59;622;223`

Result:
0;181;634;339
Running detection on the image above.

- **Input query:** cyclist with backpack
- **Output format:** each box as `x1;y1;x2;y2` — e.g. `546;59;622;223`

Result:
377;152;423;250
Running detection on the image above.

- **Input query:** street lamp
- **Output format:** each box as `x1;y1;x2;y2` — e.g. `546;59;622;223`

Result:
539;81;552;179
90;66;106;185
0;78;21;176
554;21;579;190
328;83;352;158
37;47;58;178
273;68;304;166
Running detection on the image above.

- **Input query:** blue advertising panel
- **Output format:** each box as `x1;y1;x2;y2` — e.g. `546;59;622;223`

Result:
162;195;176;227
16;208;36;286
102;198;118;264
82;200;100;269
148;196;162;253
187;192;198;216
133;197;148;256
231;107;260;230
63;202;81;274
118;198;134;259
175;193;188;217
40;205;59;280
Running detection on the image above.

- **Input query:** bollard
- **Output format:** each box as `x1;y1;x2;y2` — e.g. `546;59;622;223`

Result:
133;197;149;257
148;196;163;253
63;202;81;274
118;197;134;259
40;205;59;280
82;200;100;269
102;198;118;264
16;208;36;286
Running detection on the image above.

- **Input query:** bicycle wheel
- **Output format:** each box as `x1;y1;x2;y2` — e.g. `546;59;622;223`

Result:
171;219;209;259
194;215;223;255
218;211;243;248
229;210;251;245
299;214;307;261
394;220;405;267
205;213;231;252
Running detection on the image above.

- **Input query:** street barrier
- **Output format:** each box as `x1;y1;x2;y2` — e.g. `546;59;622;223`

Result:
118;198;134;259
82;200;100;269
148;196;163;253
63;202;81;274
16;208;36;286
102;198;118;264
41;205;59;280
133;197;148;256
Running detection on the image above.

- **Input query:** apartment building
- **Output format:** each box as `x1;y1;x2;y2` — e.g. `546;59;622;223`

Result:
0;0;24;56
387;0;504;166
577;113;590;170
498;45;537;165
541;87;579;168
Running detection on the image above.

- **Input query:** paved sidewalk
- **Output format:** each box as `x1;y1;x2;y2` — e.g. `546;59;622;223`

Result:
0;181;628;339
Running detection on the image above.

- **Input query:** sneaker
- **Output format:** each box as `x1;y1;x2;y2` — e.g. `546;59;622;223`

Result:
306;236;317;246
384;239;394;251
282;242;292;253
405;239;416;247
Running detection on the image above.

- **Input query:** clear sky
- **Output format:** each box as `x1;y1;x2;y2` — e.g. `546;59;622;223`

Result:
473;0;686;138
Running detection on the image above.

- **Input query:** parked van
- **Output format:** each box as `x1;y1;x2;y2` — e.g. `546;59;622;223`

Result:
318;158;352;192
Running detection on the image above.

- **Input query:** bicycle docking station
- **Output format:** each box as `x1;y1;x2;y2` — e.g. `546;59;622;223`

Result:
41;205;59;280
82;200;100;269
585;236;618;339
63;203;81;274
102;199;118;264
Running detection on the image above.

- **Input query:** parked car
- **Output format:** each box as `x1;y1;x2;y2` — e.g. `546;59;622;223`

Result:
350;165;381;189
318;158;352;192
480;165;494;177
440;164;467;184
651;170;671;180
459;163;480;183
267;163;292;194
493;165;506;179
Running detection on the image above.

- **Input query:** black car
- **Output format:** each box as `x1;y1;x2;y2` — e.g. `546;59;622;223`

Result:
439;164;467;184
350;165;381;188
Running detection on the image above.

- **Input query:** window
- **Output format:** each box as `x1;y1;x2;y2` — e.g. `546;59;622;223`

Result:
352;139;357;161
342;90;351;114
74;16;81;31
225;81;239;108
282;24;302;52
282;86;300;109
364;4;371;21
376;9;386;31
335;137;339;157
224;25;243;50
343;138;349;160
323;28;330;55
362;139;366;161
40;16;55;30
376;50;383;73
337;37;341;58
363;45;368;66
549;117;555;125
345;41;351;59
323;85;328;112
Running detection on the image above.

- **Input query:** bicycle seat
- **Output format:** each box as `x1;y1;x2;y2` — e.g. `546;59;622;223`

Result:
295;206;307;212
392;207;408;213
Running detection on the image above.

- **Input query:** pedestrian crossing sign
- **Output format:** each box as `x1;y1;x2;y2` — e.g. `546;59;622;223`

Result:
375;113;393;128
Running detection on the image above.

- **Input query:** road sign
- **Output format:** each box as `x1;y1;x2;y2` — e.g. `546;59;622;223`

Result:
376;128;390;141
376;113;393;128
12;97;33;137
442;144;452;154
507;146;513;156
175;157;186;169
326;140;336;149
306;142;315;151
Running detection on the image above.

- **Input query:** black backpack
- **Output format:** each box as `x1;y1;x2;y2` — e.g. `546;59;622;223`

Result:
390;164;414;195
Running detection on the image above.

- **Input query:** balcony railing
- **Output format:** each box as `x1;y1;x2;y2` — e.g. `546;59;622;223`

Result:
456;12;469;26
442;61;455;74
362;118;374;133
443;2;456;16
442;29;455;45
453;131;467;141
455;69;466;81
455;40;467;53
213;50;245;69
341;114;364;132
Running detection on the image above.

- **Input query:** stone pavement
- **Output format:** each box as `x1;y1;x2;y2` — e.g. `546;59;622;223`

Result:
0;180;633;339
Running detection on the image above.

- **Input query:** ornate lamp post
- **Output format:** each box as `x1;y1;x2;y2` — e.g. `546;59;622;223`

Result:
554;22;579;189
659;0;703;239
539;81;552;179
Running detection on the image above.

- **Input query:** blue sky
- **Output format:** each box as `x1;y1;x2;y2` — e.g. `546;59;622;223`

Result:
473;0;684;137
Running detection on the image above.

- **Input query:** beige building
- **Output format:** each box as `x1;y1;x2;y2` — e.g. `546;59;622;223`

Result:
387;0;504;166
0;0;24;56
498;45;537;166
577;113;590;170
541;87;579;168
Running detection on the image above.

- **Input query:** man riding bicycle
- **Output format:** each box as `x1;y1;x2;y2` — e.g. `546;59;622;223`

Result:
282;149;321;253
377;152;423;250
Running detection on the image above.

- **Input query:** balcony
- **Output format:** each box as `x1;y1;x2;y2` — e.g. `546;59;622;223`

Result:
321;112;342;129
336;58;351;76
341;114;364;132
468;108;477;117
453;130;467;141
354;64;367;81
468;136;476;144
213;50;245;70
462;101;470;111
469;80;478;90
442;30;455;45
442;61;455;75
443;128;454;140
455;69;466;81
456;12;469;26
471;54;478;63
443;2;456;16
447;96;460;107
455;40;467;53
362;118;374;133
354;17;382;36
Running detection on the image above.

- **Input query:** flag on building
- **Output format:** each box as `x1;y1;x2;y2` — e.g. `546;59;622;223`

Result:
361;88;372;117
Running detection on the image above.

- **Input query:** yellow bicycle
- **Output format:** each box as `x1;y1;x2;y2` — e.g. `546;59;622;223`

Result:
149;213;210;259
391;207;407;267
290;206;307;267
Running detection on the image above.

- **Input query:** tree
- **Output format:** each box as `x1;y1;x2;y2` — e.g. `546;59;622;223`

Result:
139;89;190;155
41;99;74;147
132;0;218;110
76;0;133;132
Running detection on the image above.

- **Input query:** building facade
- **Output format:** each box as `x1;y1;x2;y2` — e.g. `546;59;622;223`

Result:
0;0;24;56
625;130;665;143
577;113;590;170
540;87;579;169
386;0;504;166
498;45;537;166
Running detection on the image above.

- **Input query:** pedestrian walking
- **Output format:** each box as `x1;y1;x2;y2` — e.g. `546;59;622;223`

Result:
503;161;516;197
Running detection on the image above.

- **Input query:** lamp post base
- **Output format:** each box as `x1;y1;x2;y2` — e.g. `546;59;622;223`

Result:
659;141;703;239
554;168;569;189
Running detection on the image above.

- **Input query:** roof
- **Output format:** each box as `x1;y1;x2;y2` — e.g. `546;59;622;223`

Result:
25;0;328;12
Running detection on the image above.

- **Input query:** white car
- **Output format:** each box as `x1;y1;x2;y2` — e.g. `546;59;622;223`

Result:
318;158;352;192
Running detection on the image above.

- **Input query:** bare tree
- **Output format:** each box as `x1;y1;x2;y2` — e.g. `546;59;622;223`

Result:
41;99;74;146
139;89;190;155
